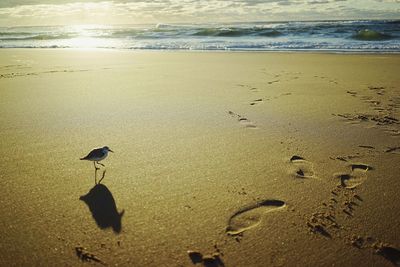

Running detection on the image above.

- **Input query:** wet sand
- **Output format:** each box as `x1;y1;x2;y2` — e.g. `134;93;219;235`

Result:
0;49;399;266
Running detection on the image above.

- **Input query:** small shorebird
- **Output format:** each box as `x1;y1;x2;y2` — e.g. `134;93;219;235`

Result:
80;146;114;171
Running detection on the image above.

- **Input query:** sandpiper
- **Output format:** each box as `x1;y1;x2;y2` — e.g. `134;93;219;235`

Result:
80;146;114;170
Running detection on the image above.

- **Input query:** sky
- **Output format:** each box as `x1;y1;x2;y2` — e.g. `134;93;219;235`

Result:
0;0;399;26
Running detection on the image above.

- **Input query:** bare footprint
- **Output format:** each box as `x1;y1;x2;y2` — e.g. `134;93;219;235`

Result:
386;146;400;154
238;117;257;128
351;236;400;266
228;111;257;129
250;98;263;106
289;155;315;178
226;199;286;236
267;80;279;85
333;163;372;189
347;90;358;96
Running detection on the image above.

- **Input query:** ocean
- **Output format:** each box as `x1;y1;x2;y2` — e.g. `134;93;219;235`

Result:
0;20;399;52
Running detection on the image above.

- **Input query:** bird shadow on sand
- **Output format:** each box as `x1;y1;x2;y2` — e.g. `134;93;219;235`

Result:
80;183;125;234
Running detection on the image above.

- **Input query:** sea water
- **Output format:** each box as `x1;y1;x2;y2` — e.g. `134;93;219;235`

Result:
0;20;399;52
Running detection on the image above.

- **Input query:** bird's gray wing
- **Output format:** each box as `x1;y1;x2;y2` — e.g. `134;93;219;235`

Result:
82;148;105;160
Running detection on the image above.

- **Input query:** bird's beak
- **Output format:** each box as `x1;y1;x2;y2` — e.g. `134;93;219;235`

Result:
109;149;114;153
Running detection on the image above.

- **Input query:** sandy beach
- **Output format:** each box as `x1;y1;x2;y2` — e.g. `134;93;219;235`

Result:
0;49;399;266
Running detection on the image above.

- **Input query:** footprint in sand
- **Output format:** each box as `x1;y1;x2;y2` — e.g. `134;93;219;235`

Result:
333;163;372;189
238;117;257;128
228;111;257;129
368;86;386;96
386;147;400;154
347;90;358;97
289;155;315;178
226;199;286;236
267;80;280;85
250;98;263;106
351;236;400;266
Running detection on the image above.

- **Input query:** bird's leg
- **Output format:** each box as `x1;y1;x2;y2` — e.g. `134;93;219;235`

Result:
93;161;100;170
97;161;105;167
93;161;98;184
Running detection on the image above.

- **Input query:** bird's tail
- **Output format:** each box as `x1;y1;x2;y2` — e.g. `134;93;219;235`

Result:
80;157;86;160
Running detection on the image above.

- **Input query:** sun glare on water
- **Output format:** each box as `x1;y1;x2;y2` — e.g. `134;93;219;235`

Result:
60;24;116;49
64;37;106;48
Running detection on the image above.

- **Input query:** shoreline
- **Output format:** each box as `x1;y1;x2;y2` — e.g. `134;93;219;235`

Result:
1;47;400;54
